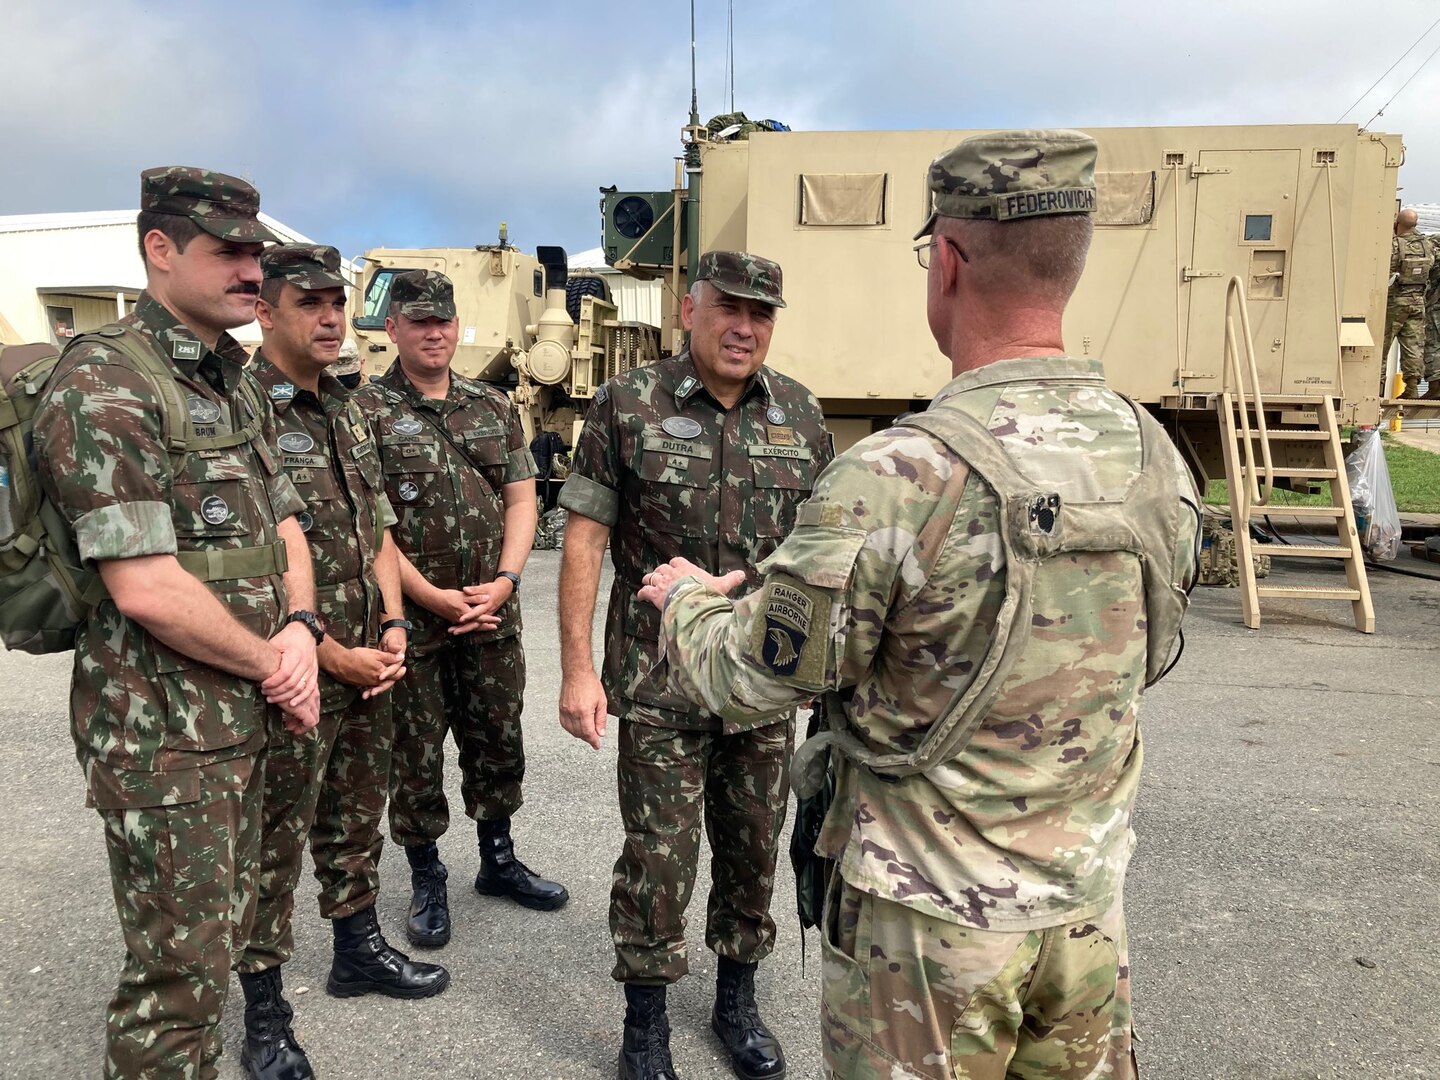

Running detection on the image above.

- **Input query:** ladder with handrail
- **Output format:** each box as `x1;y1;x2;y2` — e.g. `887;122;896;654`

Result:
1214;276;1374;632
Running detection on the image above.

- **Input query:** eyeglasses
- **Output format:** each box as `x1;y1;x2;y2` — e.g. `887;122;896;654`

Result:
913;237;970;269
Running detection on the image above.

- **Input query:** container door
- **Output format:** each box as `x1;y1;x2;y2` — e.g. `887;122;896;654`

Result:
1184;149;1300;395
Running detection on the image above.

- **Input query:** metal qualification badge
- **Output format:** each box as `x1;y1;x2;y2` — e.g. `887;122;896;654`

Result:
399;481;420;503
276;431;316;454
200;495;229;526
661;416;703;440
391;418;424;436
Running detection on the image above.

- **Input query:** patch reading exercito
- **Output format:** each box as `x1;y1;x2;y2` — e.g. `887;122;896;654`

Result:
399;481;420;503
766;405;786;425
186;396;221;425
200;496;229;525
391;418;424;436
661;416;703;440
276;431;316;454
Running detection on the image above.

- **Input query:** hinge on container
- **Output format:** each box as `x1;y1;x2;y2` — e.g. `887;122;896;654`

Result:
1189;164;1231;177
1182;267;1223;280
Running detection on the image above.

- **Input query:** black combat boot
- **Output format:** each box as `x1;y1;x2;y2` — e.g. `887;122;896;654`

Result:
618;984;680;1080
238;967;313;1080
474;817;570;910
405;841;451;947
712;957;786;1080
326;905;450;999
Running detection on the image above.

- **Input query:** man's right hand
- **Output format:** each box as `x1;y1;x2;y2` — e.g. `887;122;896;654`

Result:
421;587;503;635
323;642;407;690
282;686;321;734
559;671;608;750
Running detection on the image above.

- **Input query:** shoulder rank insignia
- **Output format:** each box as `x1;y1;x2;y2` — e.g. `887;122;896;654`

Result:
270;383;296;401
594;383;609;405
675;375;697;400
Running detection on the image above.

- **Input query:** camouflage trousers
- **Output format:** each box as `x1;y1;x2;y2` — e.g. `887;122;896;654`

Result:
610;708;793;984
820;875;1135;1080
388;632;525;846
237;690;393;973
1424;301;1440;381
99;752;263;1080
1383;293;1428;386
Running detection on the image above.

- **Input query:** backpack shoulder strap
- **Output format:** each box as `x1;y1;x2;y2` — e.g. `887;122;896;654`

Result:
65;326;193;460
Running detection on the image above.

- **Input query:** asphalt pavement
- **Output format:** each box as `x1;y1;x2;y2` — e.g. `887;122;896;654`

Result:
0;551;1436;1080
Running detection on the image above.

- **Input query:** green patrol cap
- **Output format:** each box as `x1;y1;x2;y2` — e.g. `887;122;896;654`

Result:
261;244;348;290
139;166;281;244
694;250;786;309
914;129;1097;239
389;269;457;321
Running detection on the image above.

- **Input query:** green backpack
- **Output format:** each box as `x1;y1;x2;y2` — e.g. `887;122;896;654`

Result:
0;327;272;654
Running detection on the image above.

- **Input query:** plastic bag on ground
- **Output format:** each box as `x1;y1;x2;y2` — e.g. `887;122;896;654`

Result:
1345;427;1402;560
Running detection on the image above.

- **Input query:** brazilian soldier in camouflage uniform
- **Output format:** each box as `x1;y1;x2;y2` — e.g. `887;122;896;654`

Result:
639;134;1202;1080
354;270;567;950
559;251;832;1080
235;246;449;1080
1382;208;1434;399
33;168;323;1080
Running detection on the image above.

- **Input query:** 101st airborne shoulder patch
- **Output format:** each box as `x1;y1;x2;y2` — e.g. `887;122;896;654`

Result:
751;575;830;690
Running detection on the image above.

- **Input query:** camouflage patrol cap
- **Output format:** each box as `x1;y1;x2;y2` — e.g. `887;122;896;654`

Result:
261;244;348;290
139;166;280;243
694;250;786;309
389;269;457;320
914;129;1098;239
332;339;362;377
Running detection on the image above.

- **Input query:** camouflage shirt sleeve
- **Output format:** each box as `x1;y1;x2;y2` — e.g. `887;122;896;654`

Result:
502;398;537;484
557;386;621;526
34;352;179;564
376;493;398;531
660;428;967;720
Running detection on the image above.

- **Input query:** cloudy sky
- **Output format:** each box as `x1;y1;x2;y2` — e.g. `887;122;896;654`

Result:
4;0;1440;261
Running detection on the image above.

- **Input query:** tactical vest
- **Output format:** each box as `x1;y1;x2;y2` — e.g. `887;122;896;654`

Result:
0;326;287;653
794;396;1195;794
1392;233;1434;290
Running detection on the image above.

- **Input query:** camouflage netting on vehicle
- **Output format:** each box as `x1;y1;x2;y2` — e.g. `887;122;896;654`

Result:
1199;517;1271;587
706;112;790;141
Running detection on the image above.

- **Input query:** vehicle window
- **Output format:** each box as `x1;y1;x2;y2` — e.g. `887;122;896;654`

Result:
354;268;417;329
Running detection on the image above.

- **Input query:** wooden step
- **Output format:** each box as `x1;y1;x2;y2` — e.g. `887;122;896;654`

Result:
1251;543;1351;559
1231;394;1338;406
1259;467;1338;480
1256;584;1363;601
1248;505;1344;519
1239;430;1331;442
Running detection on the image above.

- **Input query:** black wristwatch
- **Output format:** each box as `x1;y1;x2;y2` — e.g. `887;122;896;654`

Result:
284;609;326;644
497;571;521;593
380;618;414;638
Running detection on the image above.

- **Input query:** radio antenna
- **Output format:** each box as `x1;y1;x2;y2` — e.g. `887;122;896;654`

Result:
689;0;700;128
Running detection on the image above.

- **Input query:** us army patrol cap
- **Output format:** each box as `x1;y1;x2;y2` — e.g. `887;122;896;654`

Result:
914;130;1098;239
389;269;457;320
139;166;281;243
694;250;786;309
333;339;362;377
261;244;349;291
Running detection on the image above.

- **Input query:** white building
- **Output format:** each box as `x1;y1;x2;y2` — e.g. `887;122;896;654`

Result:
0;211;356;348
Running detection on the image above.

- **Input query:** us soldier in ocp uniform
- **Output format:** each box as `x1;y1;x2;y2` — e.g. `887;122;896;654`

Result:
558;252;832;1080
354;270;567;950
234;246;449;1080
34;168;323;1080
1382;207;1433;398
639;134;1201;1079
1419;231;1440;399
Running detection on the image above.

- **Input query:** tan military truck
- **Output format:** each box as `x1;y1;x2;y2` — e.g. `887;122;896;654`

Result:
596;119;1404;630
350;236;659;444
